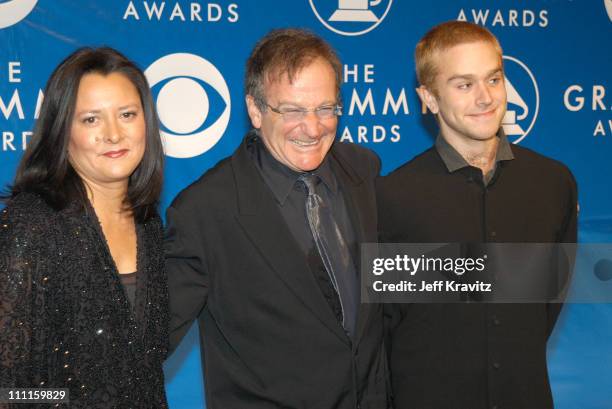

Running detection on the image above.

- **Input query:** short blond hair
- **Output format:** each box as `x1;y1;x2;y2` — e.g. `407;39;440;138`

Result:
415;21;502;91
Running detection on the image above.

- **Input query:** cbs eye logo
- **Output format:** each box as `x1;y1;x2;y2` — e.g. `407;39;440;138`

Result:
0;0;38;29
145;53;231;159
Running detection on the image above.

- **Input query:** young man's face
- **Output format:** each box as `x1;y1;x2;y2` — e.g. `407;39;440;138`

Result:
418;41;507;143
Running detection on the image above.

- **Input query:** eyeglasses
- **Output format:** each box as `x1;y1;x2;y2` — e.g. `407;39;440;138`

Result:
265;103;342;123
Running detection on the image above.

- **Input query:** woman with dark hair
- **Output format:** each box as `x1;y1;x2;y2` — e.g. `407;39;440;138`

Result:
0;47;168;407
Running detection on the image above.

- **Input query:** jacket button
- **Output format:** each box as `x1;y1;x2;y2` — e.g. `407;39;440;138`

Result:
493;317;500;326
493;362;501;369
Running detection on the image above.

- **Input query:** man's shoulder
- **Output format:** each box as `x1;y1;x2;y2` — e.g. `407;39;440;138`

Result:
512;144;570;169
382;146;440;182
168;156;236;212
333;140;377;159
511;144;576;186
332;141;381;177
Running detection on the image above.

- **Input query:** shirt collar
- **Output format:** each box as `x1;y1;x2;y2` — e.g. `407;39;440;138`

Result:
249;130;338;205
312;152;338;195
435;129;515;173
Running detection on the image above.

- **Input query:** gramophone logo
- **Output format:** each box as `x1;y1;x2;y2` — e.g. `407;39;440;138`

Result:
501;55;540;144
0;0;38;29
310;0;393;36
605;0;612;21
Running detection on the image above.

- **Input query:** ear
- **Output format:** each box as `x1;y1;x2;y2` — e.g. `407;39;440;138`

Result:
416;85;440;115
246;95;263;129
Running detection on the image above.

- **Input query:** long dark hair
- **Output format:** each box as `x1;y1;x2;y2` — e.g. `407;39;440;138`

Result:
10;47;163;222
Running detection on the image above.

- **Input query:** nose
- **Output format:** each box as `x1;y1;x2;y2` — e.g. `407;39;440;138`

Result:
300;111;323;139
103;117;122;144
476;82;493;106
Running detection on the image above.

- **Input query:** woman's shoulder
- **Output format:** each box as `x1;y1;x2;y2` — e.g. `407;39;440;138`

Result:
3;190;58;214
1;192;59;235
5;191;53;209
0;193;62;277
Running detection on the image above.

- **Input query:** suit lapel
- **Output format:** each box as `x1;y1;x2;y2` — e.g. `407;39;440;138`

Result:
330;145;377;349
232;138;350;345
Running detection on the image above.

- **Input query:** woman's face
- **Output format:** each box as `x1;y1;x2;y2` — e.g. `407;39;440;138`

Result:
69;72;146;191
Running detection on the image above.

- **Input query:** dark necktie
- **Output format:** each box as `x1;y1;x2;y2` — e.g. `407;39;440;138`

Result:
299;174;358;338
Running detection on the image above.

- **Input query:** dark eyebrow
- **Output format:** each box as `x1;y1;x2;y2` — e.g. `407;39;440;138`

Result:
276;100;337;108
118;103;140;111
74;103;140;116
74;109;101;116
447;68;503;83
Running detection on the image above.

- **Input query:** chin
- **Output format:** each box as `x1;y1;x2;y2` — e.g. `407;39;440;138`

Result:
297;163;321;172
467;125;501;140
105;168;136;182
294;157;324;172
476;132;498;140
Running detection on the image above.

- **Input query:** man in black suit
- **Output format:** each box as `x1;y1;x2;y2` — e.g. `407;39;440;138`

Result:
378;21;577;409
165;28;388;408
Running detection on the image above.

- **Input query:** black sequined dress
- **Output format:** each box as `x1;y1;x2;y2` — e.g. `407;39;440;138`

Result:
0;193;168;408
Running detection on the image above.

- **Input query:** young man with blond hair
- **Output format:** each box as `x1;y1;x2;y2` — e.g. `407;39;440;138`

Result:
378;21;577;409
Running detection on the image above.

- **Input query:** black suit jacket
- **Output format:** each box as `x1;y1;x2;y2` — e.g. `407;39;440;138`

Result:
377;144;577;409
165;135;388;409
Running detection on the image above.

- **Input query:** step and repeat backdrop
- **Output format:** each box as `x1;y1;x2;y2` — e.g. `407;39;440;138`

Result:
1;1;611;408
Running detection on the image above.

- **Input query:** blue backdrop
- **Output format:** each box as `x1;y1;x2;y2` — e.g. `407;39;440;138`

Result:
1;1;611;408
